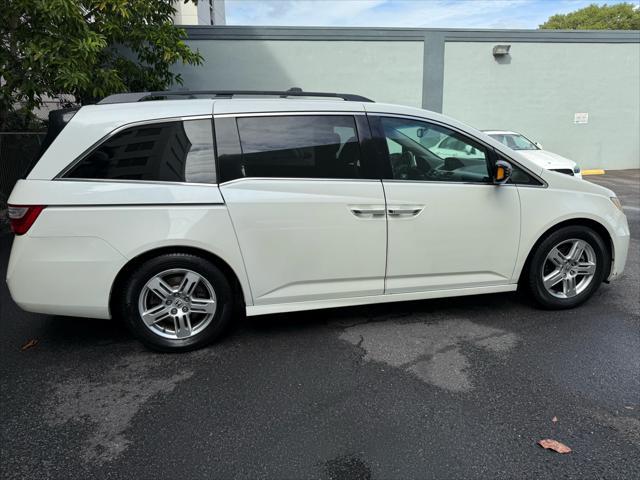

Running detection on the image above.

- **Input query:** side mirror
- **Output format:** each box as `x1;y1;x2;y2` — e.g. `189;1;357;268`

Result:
494;160;513;184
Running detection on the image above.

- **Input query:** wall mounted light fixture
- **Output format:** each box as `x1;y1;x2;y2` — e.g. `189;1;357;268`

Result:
492;45;511;57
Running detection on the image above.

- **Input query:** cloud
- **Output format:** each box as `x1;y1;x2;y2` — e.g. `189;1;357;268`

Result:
226;0;615;29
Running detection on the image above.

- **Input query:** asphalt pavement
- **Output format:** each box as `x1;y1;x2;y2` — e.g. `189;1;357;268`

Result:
0;170;638;479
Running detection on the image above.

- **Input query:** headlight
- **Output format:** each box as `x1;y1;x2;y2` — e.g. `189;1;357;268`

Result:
610;197;623;211
573;165;581;174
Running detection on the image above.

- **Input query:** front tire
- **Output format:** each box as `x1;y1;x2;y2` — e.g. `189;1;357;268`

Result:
118;253;235;352
525;226;609;309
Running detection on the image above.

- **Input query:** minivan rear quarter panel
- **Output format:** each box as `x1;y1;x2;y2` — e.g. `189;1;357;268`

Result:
6;180;253;318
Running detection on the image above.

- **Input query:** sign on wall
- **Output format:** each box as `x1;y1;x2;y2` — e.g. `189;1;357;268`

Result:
574;112;589;124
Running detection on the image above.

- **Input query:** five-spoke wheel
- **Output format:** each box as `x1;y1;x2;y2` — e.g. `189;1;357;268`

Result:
542;239;597;299
118;254;234;351
525;226;608;309
138;269;217;340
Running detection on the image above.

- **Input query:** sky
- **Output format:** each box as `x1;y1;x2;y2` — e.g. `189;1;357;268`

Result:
225;0;638;29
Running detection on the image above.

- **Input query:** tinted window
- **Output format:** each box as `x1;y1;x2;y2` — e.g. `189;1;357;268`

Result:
501;157;543;185
65;120;216;183
379;117;491;183
230;115;362;180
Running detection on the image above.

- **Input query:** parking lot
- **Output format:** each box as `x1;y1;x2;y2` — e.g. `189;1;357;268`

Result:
0;170;638;479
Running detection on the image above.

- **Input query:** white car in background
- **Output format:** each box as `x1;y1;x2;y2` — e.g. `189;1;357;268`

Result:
483;130;582;179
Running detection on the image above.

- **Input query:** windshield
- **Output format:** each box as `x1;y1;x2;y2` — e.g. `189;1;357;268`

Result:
488;133;538;150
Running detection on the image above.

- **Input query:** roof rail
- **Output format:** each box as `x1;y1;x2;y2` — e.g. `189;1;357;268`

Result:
98;88;374;104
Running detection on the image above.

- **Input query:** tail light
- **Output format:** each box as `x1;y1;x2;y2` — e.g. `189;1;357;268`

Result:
7;205;46;235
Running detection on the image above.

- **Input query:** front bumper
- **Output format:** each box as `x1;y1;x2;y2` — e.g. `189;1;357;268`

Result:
607;212;630;281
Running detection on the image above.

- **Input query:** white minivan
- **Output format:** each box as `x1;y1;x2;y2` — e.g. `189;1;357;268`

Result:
6;90;630;351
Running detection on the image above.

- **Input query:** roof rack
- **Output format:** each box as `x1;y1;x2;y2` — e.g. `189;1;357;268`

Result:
98;87;374;104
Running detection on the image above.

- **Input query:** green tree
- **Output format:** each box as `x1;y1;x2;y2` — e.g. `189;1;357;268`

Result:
1;0;203;130
540;2;640;30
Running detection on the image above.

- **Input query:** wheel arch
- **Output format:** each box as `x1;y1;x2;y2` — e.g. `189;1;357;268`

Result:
518;218;613;284
109;245;248;318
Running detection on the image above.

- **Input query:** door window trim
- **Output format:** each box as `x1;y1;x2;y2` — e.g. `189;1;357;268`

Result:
213;110;365;119
366;112;547;188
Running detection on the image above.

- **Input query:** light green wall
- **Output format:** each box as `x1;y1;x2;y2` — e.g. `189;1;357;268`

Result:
175;36;639;171
443;42;640;170
177;40;424;108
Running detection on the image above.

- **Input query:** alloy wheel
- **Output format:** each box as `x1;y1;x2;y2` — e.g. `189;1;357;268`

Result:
137;268;217;339
541;238;597;299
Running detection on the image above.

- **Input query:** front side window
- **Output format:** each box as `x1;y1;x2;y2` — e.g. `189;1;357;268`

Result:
225;115;362;181
377;116;491;183
64;119;216;183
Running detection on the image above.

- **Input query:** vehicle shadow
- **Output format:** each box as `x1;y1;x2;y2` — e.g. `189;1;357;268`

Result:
38;315;133;349
238;290;529;336
7;283;531;352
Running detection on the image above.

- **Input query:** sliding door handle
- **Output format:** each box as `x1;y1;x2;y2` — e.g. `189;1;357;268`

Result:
350;205;424;218
350;206;386;218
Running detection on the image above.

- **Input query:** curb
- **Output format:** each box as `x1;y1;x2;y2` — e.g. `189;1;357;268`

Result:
582;169;606;176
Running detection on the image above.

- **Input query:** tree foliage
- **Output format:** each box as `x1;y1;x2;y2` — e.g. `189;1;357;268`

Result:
1;0;203;130
540;2;640;30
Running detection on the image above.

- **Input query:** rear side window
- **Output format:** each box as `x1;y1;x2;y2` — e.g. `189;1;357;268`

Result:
64;119;216;183
219;115;362;182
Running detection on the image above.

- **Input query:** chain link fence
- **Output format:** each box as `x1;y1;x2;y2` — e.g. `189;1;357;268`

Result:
0;132;46;229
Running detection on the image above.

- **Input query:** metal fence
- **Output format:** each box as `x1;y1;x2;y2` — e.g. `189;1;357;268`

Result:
0;132;46;208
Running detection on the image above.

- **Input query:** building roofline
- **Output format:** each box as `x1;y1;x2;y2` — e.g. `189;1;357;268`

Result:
184;25;640;43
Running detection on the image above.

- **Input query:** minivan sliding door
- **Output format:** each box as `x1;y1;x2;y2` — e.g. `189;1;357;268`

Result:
216;113;387;306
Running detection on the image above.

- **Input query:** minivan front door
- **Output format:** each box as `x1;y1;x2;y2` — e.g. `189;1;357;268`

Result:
369;115;521;293
216;113;387;306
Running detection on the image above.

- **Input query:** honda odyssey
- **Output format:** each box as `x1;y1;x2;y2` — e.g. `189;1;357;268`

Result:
6;90;630;351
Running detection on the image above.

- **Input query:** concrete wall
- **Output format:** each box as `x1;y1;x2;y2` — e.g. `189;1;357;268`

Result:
175;27;640;170
177;40;424;107
443;42;640;170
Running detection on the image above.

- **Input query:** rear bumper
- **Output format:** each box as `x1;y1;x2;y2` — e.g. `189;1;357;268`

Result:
6;235;125;319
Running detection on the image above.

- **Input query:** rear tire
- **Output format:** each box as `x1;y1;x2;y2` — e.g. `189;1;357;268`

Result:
524;226;609;309
118;253;234;352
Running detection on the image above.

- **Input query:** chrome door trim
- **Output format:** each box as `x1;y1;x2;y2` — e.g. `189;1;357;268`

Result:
219;176;383;187
382;178;517;187
53;177;221;188
214;111;367;119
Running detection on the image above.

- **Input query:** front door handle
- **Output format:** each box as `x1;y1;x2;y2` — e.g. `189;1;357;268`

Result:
387;206;424;217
